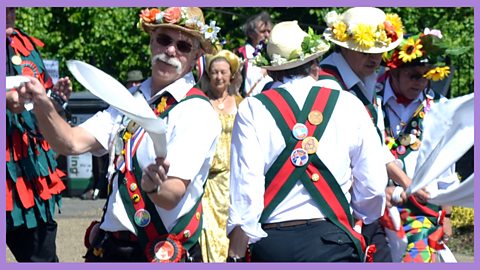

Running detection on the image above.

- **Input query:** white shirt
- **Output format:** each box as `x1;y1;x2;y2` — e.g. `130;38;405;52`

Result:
227;75;387;243
242;43;273;96
322;52;394;164
382;79;458;195
80;72;221;233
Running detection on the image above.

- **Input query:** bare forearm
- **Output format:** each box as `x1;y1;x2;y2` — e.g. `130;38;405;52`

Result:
227;226;250;258
387;161;411;188
146;177;188;210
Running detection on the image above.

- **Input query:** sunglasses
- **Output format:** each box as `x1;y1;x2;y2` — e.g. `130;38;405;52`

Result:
156;34;194;54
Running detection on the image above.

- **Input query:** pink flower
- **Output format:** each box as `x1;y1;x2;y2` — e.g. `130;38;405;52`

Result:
163;7;182;24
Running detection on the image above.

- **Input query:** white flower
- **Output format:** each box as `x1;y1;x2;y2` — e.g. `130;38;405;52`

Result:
324;11;340;27
424;28;443;39
156;12;164;23
201;20;221;41
271;54;287;66
186;17;202;29
299;51;305;61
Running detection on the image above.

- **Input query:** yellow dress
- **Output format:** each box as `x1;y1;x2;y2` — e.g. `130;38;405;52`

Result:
200;113;235;262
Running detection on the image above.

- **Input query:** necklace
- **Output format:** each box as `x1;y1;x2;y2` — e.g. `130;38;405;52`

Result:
211;92;229;110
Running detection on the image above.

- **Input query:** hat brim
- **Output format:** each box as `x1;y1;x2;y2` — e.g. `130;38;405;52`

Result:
324;30;403;54
262;50;327;71
143;23;213;54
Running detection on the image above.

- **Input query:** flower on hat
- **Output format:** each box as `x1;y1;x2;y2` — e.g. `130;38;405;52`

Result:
139;7;220;43
201;21;220;42
424;66;450;81
383;28;460;81
352;24;376;49
323;8;404;54
398;37;423;63
332;21;348;42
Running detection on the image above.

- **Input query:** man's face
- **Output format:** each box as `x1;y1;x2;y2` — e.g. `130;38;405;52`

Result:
340;48;383;80
150;28;200;86
390;66;430;100
250;21;271;47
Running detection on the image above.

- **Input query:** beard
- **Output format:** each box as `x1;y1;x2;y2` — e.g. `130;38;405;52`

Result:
151;53;183;74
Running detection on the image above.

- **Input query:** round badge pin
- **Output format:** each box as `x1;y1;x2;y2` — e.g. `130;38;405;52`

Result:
129;183;138;192
308;110;323;126
154;240;175;261
396;145;407;155
411;120;418;128
11;55;22;65
134;209;151;227
292;123;309;140
290;148;309;167
302;136;319;154
410;140;421;151
311;173;320;182
399;135;411;146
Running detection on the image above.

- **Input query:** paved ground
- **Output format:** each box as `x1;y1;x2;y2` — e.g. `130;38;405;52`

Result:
6;197;475;263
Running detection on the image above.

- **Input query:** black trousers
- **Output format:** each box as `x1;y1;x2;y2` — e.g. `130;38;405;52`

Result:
84;230;202;262
7;213;59;262
251;219;360;262
362;220;392;262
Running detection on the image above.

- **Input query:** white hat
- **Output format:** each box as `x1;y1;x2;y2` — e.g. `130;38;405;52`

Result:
323;7;404;54
256;21;330;71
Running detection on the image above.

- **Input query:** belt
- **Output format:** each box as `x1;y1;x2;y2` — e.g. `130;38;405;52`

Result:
262;218;326;229
109;231;138;242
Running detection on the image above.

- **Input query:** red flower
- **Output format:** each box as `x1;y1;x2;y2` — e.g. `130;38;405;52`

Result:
163;7;182;24
384;21;398;42
140;8;160;23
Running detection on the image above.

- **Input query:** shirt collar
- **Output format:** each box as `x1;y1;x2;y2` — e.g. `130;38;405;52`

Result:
383;77;424;105
139;72;196;104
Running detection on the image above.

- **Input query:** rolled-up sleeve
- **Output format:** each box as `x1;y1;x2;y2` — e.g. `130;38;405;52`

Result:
227;99;268;243
349;100;388;224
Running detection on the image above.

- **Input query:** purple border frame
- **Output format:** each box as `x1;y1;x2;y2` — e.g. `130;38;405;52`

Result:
1;0;477;270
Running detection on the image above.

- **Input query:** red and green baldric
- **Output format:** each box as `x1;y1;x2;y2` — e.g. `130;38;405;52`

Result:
111;88;209;262
255;87;368;260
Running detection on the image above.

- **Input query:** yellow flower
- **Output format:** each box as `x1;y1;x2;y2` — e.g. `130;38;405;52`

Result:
332;21;348;41
352;24;376;49
398;37;423;62
424;66;450;81
385;13;404;33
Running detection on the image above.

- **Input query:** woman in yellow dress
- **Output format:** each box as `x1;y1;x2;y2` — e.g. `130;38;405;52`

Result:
200;50;243;262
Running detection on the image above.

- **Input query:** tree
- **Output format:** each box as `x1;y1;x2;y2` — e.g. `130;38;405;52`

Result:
16;7;473;97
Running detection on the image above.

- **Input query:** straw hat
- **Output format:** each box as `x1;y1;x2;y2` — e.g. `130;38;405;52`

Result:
323;7;404;54
205;50;241;76
139;7;220;54
256;21;330;71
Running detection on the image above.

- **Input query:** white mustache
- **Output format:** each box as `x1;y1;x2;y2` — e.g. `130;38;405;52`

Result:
151;53;182;74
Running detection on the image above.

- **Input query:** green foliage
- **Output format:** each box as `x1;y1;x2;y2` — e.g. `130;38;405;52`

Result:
16;7;473;97
451;206;474;230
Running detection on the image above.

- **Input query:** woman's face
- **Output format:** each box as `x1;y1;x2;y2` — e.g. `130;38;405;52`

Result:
209;59;232;92
391;66;431;100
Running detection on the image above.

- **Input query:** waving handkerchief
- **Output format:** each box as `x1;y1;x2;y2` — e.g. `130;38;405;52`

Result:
66;60;167;158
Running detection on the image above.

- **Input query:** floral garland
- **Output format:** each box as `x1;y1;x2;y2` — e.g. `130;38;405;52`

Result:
324;11;403;50
383;28;457;81
254;27;330;67
139;7;220;43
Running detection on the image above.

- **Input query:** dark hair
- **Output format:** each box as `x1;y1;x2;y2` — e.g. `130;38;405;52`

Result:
268;59;319;82
243;11;272;41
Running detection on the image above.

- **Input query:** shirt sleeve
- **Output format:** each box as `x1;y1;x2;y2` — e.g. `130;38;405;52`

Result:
227;98;268;243
347;95;388;224
165;98;221;182
79;106;122;157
